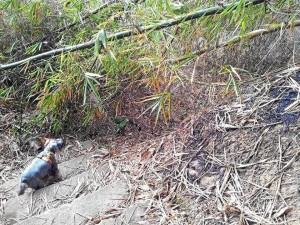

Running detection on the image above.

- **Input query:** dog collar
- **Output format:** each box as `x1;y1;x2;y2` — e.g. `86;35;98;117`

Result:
41;151;55;164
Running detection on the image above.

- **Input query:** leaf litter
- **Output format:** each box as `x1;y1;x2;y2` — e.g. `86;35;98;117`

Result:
106;66;300;224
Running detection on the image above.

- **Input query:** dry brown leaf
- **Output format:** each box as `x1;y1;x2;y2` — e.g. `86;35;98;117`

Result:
141;148;155;160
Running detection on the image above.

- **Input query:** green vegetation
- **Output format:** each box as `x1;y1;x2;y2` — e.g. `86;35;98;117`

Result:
0;0;299;133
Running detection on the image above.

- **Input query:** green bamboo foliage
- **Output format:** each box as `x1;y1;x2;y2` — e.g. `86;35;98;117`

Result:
140;92;172;126
0;0;296;132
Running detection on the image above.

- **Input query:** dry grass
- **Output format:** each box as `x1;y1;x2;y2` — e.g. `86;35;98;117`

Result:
102;66;300;224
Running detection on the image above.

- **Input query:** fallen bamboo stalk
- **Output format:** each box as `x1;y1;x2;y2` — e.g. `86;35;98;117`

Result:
172;20;300;63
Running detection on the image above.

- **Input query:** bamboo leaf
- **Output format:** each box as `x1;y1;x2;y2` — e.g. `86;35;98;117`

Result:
85;72;104;78
99;29;107;49
25;42;42;55
108;50;116;61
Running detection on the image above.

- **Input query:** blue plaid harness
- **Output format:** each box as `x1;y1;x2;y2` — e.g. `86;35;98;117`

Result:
17;138;64;195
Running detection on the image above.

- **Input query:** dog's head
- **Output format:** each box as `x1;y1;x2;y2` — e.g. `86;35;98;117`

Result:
43;138;64;153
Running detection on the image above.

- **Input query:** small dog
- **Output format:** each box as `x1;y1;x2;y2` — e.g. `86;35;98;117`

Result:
17;138;64;196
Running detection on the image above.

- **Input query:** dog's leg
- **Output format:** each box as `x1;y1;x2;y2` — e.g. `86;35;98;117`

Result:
17;182;28;196
34;177;48;190
53;169;62;181
51;158;62;181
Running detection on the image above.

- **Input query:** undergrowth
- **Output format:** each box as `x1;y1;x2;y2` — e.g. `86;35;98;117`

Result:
0;0;299;134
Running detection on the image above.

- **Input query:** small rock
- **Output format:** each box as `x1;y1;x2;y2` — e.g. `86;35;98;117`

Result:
187;168;199;178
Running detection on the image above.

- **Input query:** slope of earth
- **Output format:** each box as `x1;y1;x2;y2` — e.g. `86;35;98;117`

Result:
1;66;300;224
103;66;300;224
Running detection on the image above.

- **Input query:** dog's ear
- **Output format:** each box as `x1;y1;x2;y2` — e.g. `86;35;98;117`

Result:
42;137;54;148
40;137;47;146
